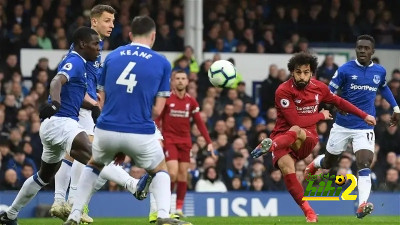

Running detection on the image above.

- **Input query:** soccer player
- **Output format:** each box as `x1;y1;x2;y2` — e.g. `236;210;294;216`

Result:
305;35;400;219
250;52;376;223
148;70;213;221
64;16;191;225
51;5;142;223
0;27;100;225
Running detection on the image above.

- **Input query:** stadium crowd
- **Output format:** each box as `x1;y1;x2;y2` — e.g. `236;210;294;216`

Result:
0;0;399;193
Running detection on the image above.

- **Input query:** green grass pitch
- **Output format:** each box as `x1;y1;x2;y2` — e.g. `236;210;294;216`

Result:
18;216;400;225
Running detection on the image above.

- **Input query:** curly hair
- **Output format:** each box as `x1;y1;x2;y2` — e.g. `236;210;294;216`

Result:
287;52;318;73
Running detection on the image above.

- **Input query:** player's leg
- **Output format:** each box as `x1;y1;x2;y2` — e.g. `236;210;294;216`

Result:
353;130;375;218
251;125;301;158
0;160;61;224
1;118;68;223
305;124;348;175
175;143;191;217
53;154;73;207
98;162;139;194
277;154;317;222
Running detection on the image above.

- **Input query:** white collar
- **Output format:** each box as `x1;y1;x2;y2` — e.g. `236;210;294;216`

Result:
71;51;87;63
355;59;373;67
130;42;150;49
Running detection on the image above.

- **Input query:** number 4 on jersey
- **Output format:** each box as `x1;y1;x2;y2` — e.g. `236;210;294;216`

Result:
116;62;137;93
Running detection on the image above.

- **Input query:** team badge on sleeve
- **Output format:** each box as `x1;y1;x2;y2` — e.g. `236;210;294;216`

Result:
62;63;73;71
280;99;289;108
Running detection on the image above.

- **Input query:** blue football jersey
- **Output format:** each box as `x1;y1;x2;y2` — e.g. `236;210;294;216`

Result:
329;60;386;129
96;43;171;134
68;40;104;100
51;51;88;121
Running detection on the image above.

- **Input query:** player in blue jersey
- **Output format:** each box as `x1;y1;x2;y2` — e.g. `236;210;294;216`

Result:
0;27;100;225
64;16;192;225
305;35;400;219
51;5;144;224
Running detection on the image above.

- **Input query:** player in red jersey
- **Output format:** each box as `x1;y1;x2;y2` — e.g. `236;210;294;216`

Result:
151;70;213;220
251;53;376;223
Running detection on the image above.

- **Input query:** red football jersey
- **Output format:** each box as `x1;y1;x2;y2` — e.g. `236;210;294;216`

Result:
272;78;367;137
157;92;203;144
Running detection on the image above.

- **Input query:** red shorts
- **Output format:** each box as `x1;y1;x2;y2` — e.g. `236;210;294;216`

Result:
271;129;319;168
164;141;191;163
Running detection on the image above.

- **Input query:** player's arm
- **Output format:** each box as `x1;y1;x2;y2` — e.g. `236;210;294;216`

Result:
153;97;167;119
378;74;400;126
81;93;101;123
328;69;344;94
39;73;67;119
153;58;172;119
321;84;376;125
276;89;327;127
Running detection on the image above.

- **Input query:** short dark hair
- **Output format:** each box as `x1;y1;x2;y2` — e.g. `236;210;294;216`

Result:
356;34;375;47
90;4;116;18
130;16;156;36
72;27;98;46
287;52;318;73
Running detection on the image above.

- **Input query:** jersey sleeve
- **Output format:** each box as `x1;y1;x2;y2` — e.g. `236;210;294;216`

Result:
328;68;344;93
275;88;325;127
191;97;212;144
157;59;171;97
97;55;108;91
379;69;398;108
320;83;368;119
58;57;84;81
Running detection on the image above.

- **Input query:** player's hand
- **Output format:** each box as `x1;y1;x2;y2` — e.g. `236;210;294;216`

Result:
207;143;216;159
364;115;376;126
114;152;126;165
91;105;101;123
390;112;400;126
320;108;333;120
39;101;61;119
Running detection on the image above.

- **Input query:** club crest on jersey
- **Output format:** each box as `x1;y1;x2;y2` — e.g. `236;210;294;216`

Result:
280;99;289;108
170;103;175;107
62;63;72;71
295;99;302;104
315;94;319;104
186;103;190;110
373;75;380;84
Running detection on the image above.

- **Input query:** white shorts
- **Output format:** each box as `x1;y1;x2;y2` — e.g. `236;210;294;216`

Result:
40;117;85;164
78;108;95;136
326;123;375;155
92;128;165;170
155;126;163;140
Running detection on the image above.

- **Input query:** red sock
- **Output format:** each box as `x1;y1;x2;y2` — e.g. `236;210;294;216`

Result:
284;173;305;206
176;181;187;210
171;182;176;193
271;130;297;151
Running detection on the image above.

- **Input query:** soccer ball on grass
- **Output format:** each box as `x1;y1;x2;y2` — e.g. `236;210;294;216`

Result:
208;60;237;88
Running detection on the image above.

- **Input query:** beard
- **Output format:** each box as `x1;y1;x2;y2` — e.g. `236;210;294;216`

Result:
294;80;309;89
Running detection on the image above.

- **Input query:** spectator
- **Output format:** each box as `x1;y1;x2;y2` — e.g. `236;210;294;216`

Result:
266;168;286;191
195;166;227;192
36;26;53;49
378;168;400;192
6;147;37;181
0;169;19;190
317;54;339;85
260;64;281;112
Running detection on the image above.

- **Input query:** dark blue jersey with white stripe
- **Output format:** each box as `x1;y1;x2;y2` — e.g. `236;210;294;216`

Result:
96;43;171;134
51;51;87;121
329;60;386;129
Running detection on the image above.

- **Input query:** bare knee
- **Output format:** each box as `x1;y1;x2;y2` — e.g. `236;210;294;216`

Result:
289;125;302;136
277;155;296;176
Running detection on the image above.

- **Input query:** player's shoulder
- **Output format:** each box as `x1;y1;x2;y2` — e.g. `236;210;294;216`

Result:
309;79;329;92
371;63;386;74
276;79;292;92
338;60;356;71
59;52;85;70
185;93;198;103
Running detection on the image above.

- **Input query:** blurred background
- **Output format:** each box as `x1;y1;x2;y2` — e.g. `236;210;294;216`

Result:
0;0;399;218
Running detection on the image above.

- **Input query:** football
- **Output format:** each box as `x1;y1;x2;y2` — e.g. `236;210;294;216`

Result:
335;175;346;186
208;60;237;88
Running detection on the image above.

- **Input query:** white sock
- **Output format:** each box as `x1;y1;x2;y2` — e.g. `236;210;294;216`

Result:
54;159;72;202
314;155;325;168
149;192;157;214
67;166;100;222
99;163;133;187
7;173;47;219
150;171;171;218
67;161;85;204
358;168;372;206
